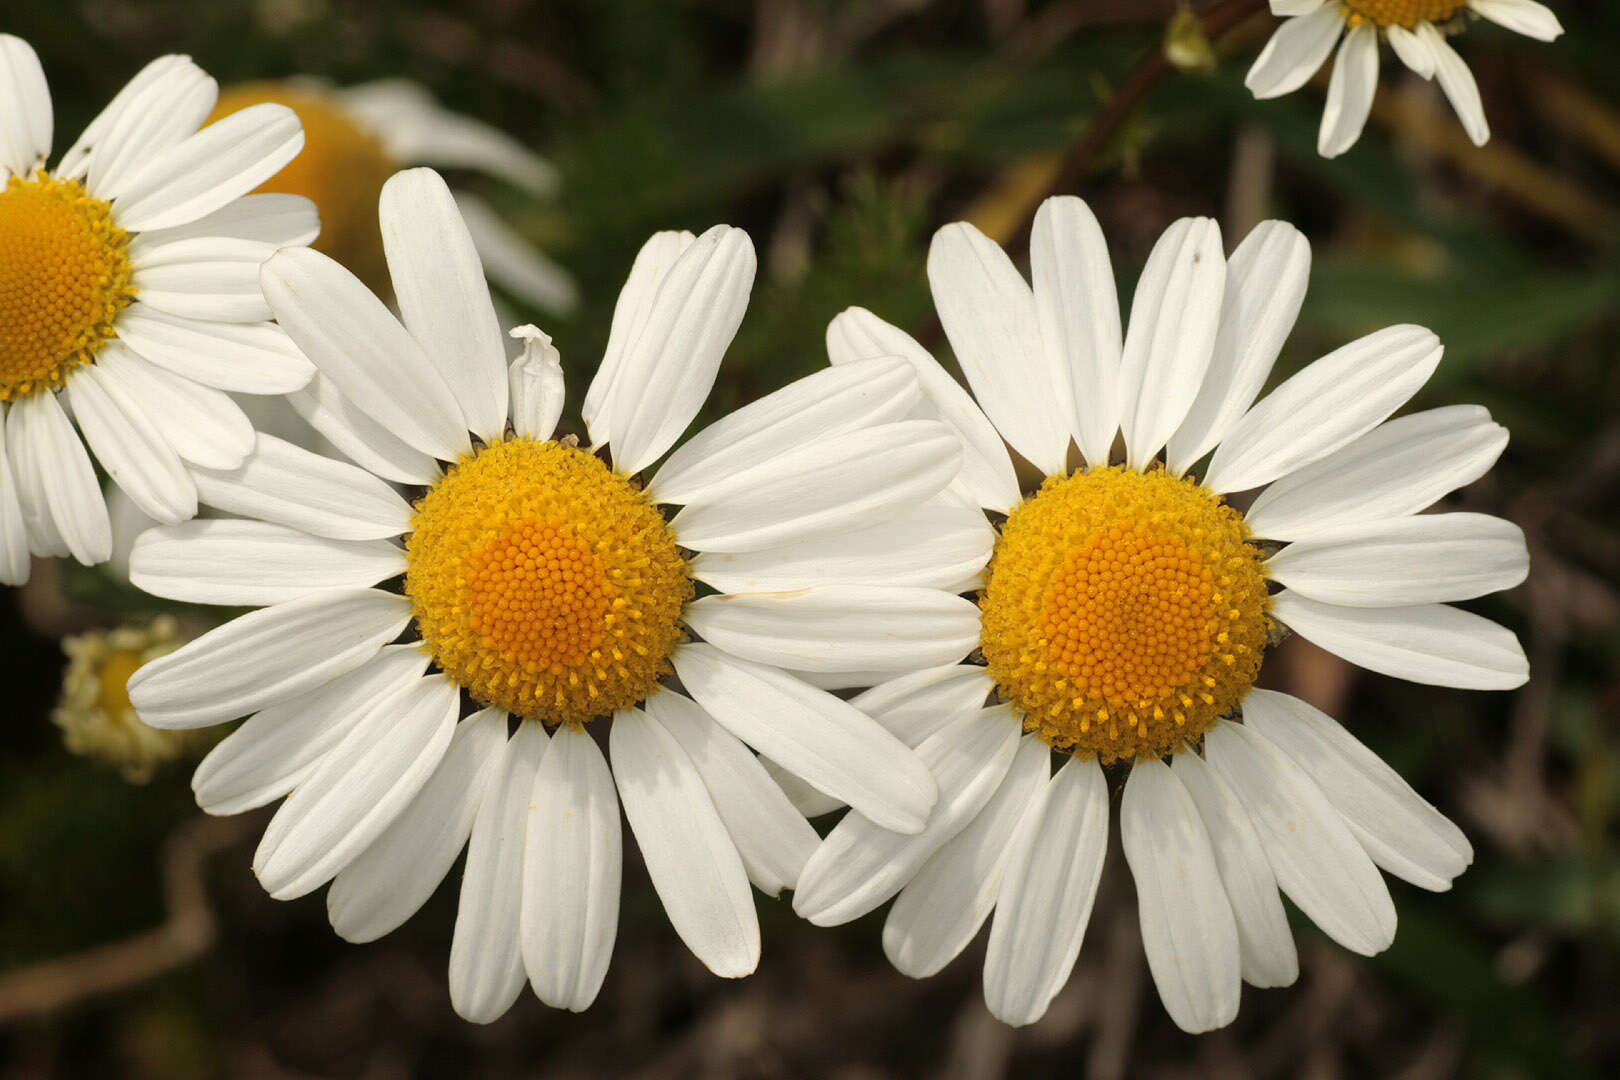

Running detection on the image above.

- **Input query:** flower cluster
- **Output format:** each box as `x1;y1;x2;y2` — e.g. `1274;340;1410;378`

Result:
0;17;1542;1039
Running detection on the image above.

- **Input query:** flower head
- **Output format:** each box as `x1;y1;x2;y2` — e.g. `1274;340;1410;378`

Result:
54;616;208;782
211;79;576;313
1246;1;1564;156
125;168;969;1021
792;196;1528;1033
0;37;315;584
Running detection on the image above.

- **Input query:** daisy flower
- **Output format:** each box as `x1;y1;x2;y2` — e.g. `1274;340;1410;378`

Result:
1247;1;1564;157
125;167;972;1021
211;79;577;314
0;37;313;585
54;616;209;783
790;196;1529;1032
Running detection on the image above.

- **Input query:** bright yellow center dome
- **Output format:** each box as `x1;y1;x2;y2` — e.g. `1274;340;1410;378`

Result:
979;466;1270;763
405;438;692;726
211;82;399;293
0;172;135;401
1341;0;1468;29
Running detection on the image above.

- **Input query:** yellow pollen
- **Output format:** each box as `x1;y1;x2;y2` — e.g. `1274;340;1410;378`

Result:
0;172;136;401
405;438;692;726
1341;0;1467;29
97;650;146;719
979;466;1270;763
211;83;400;293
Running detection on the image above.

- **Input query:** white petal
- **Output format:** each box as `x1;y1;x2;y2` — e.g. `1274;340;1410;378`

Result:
648;356;919;505
927;220;1072;474
92;344;254;470
254;675;457;899
190;645;430;815
1204;324;1442;494
1243;404;1508;540
524;724;621;1011
685;585;980;675
57;55;192;180
1118;217;1227;470
1172;751;1298;988
66;365;195;524
191;433;414;541
1031;196;1121;469
117;306;315;394
1319;24;1380;159
604;225;756;475
1272;591;1528;689
794;707;1021;926
760;755;847;818
1242;689;1472;891
328;709;509;942
612;707;759;978
851;664;996;748
1470;0;1563;41
111;103;304;232
1386;25;1437;79
1121;761;1241;1034
1266;512;1528;607
690;499;993;594
130;192;319;249
87;60;215;198
1419;22;1489;146
982;755;1108;1027
0;410;32;584
11;391;110;565
131;519;404;605
128;236;275;322
127;588;412;729
647;692;817;897
583;230;695;446
507;325;565;442
826;307;1020;512
1245;7;1345;99
0;35;51;175
883;735;1050;978
285;373;442;486
669;420;960;553
380;168;508;441
261;247;469;461
1167;221;1310;474
450;720;548;1024
1205;721;1395;955
672;644;937;835
5;393;69;557
338;79;559;196
454;191;579;314
785;668;906;692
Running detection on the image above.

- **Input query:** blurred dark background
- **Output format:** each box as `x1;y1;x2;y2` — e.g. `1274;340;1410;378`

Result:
3;1;1618;1076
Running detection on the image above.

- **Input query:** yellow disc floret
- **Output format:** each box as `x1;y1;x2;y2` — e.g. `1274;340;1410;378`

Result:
1341;0;1467;29
406;438;692;725
980;466;1270;763
54;617;207;784
212;83;400;294
0;172;136;401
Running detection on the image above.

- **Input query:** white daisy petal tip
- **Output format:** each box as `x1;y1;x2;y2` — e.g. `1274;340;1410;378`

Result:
508;324;566;441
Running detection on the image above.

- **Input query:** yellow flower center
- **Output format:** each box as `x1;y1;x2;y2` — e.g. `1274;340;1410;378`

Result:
97;649;146;721
1341;0;1468;29
405;438;692;725
211;83;400;294
0;172;136;401
979;467;1270;763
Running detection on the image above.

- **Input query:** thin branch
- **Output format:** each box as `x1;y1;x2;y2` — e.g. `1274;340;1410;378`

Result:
0;815;247;1022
